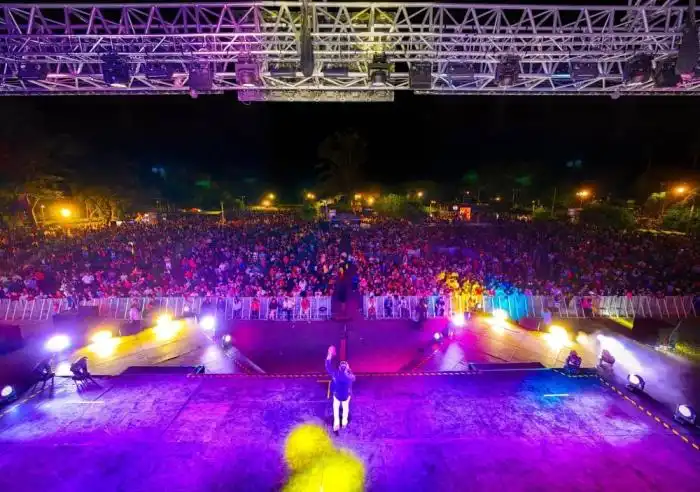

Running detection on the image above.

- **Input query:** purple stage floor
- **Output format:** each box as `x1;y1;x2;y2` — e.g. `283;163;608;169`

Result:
1;370;699;492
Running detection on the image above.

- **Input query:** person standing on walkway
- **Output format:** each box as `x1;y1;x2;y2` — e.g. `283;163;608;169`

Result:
325;345;355;432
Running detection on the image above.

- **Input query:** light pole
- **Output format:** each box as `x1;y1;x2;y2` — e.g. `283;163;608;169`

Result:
674;185;697;232
576;189;591;208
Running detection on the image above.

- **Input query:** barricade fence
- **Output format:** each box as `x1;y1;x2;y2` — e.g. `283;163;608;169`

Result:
363;295;697;320
0;296;332;322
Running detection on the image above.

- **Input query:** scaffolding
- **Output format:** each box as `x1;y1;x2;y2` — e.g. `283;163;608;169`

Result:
0;1;698;98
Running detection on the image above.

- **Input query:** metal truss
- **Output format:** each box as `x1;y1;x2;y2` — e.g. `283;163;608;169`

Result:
0;2;699;98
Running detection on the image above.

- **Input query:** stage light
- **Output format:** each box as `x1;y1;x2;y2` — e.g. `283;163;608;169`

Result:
674;405;696;426
200;315;216;332
236;62;260;87
70;357;89;377
564;350;582;374
576;332;589;345
450;312;466;327
495;56;520;87
369;54;390;87
1;385;14;399
546;325;571;349
223;334;232;343
626;374;645;392
624;54;652;84
433;332;443;342
409;62;433;89
55;361;72;377
156;313;173;326
18;61;48;81
45;334;71;353
492;309;509;323
59;208;72;218
90;330;113;344
188;65;213;91
598;349;616;369
101;53;130;88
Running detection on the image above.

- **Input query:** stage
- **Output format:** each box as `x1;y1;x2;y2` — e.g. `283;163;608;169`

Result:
0;369;698;491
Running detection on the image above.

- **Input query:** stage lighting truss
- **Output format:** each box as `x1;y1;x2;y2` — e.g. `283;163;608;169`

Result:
0;2;699;98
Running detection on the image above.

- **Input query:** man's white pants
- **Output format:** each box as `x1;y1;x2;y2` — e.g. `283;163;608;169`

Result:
333;396;350;429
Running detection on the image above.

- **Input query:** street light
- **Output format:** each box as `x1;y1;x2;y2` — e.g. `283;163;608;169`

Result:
576;189;591;207
417;191;424;199
674;185;689;195
306;192;316;200
367;197;375;206
267;193;276;200
262;199;271;207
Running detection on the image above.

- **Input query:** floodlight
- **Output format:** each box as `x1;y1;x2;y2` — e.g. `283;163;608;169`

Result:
236;62;260;87
450;312;466;328
156;314;173;326
1;385;14;399
200;315;216;332
546;325;572;349
495;56;520;87
598;349;616;369
626;374;645;392
45;334;71;353
143;62;175;80
624;54;652;84
369;54;390;87
564;350;582;374
674;404;696;426
492;309;509;323
445;63;476;81
101;53;130;88
654;58;681;88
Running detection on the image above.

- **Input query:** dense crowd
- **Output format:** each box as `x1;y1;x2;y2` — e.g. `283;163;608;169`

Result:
0;215;698;303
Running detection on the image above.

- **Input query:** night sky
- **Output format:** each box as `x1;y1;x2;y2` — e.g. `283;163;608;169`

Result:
5;92;700;197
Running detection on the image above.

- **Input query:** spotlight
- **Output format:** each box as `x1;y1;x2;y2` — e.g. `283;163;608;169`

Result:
90;330;113;344
70;357;89;377
55;361;72;377
1;385;15;400
495;56;520;87
626;374;645;392
101;53;130;88
674;405;697;426
45;334;71;353
236;61;260;87
546;325;572;349
409;62;433;89
154;316;181;341
369;54;390;87
492;309;509;323
598;349;616;369
624;54;652;84
564;350;582;374
200;315;216;332
156;313;173;326
433;332;443;342
143;62;175;80
188;64;213;91
450;312;466;328
220;334;233;349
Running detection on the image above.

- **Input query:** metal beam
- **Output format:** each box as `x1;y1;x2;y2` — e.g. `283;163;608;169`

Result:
0;2;698;98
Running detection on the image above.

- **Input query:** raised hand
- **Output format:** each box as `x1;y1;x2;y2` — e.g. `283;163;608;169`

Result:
327;345;336;358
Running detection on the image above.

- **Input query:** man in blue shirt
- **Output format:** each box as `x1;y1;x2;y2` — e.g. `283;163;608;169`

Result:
325;345;355;432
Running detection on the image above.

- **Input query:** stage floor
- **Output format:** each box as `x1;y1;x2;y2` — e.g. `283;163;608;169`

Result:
0;370;698;492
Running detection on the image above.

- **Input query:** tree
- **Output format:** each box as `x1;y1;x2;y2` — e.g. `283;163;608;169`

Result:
662;205;700;234
579;203;636;230
317;131;366;196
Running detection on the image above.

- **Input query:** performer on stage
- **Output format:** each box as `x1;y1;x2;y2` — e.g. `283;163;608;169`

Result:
325;345;355;432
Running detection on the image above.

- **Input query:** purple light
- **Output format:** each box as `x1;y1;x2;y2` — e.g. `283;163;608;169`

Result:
1;385;13;398
45;334;71;353
433;332;442;341
678;405;693;419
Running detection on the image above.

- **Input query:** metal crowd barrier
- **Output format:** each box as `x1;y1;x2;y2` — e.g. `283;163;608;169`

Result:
362;295;697;320
0;296;332;322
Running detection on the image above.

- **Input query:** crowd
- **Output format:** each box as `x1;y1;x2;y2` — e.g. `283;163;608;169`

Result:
0;215;698;303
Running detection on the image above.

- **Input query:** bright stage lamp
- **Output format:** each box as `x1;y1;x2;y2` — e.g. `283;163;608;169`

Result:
200;315;216;332
90;330;113;344
45;334;71;353
450;312;466;327
59;208;72;218
627;374;645;392
156;313;173;326
1;385;14;399
492;309;509;323
433;332;443;342
55;361;72;377
546;325;571;349
674;405;696;426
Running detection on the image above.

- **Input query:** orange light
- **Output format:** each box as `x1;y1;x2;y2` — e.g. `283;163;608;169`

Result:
262;199;271;207
417;191;424;198
576;190;591;198
674;186;688;195
354;193;362;200
367;197;375;205
306;192;316;200
267;193;276;200
59;208;72;218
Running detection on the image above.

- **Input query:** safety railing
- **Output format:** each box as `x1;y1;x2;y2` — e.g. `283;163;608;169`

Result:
362;295;698;321
0;296;332;322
